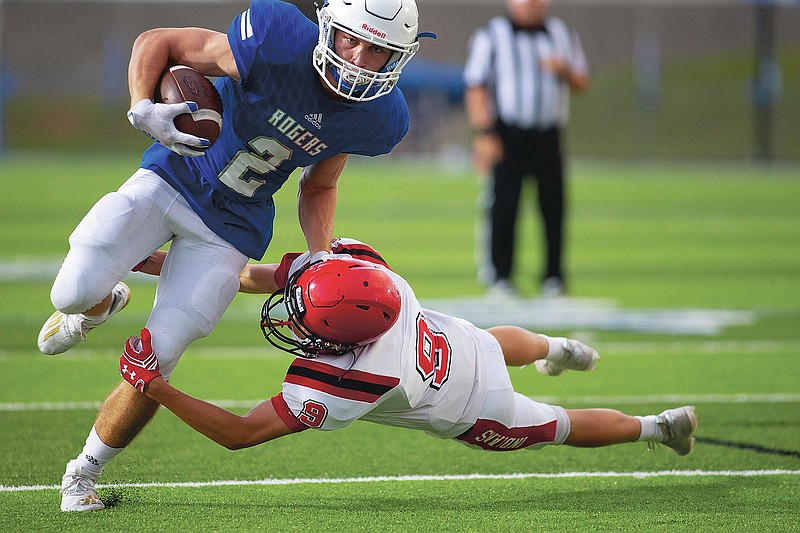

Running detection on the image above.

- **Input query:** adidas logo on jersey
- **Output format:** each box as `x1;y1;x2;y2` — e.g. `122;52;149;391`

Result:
268;108;328;156
305;113;323;129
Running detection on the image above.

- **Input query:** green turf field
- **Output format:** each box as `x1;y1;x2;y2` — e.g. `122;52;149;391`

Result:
0;153;798;531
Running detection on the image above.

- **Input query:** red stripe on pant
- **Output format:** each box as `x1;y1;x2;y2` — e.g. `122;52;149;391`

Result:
455;418;557;451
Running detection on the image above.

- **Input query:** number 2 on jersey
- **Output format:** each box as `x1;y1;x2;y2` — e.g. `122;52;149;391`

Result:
218;136;292;197
415;314;452;390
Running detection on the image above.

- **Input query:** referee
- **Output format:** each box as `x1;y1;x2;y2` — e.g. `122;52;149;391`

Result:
464;0;589;298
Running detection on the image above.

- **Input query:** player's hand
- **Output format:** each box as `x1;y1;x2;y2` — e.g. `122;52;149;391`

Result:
119;327;161;393
534;336;599;376
563;339;600;372
127;98;210;157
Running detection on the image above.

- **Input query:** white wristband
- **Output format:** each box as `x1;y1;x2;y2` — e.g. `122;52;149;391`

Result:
544;336;567;361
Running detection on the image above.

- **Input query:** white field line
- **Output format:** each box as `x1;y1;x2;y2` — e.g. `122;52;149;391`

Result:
2;392;799;412
599;339;800;355
2;470;799;493
3;339;800;361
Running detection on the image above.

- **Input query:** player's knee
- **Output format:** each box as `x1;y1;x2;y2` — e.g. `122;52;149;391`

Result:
50;266;111;314
146;309;211;380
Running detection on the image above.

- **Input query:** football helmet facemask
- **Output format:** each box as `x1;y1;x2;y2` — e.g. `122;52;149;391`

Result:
261;257;402;358
313;0;435;102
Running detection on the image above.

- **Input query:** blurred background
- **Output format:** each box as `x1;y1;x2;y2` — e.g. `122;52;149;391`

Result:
1;0;798;162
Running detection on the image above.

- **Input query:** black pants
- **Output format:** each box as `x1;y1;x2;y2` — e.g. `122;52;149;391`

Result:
489;125;564;283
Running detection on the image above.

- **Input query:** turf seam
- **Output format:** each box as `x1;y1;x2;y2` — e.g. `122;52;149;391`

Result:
695;436;800;459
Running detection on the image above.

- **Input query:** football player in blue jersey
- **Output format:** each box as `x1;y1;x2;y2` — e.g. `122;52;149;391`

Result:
44;0;434;512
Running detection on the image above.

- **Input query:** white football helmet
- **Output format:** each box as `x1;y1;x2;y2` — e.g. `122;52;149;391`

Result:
313;0;434;102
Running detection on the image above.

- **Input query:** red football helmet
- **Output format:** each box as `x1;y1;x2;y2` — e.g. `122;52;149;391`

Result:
261;257;401;357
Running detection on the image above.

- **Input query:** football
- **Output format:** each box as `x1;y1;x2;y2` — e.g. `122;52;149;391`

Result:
155;65;223;147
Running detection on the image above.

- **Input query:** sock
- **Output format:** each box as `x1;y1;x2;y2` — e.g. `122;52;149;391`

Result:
80;293;117;324
80;307;110;325
635;415;664;442
74;426;124;479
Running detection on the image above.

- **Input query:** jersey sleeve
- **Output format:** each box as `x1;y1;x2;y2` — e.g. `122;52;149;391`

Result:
270;393;310;432
274;252;304;288
227;0;313;86
279;358;400;431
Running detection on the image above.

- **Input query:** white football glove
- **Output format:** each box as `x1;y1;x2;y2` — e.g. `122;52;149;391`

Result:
534;337;599;376
127;98;210;157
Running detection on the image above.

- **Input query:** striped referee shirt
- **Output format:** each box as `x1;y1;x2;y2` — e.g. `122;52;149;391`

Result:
463;16;588;130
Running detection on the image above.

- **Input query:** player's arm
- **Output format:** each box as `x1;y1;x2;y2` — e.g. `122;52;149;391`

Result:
128;27;239;107
133;250;281;294
126;28;238;156
119;329;296;449
487;325;599;375
238;264;280;294
298;153;349;256
145;378;295;449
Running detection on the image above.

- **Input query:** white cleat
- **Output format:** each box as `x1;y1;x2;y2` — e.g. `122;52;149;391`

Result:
656;405;699;456
38;282;130;355
534;339;599;376
60;460;105;512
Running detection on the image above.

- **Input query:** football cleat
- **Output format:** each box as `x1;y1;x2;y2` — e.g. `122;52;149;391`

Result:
534;339;599;376
38;282;130;355
60;460;105;512
655;406;698;456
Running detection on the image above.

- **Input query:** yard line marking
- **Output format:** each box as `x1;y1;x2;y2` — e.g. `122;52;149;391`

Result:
4;339;799;360
3;470;799;493
2;393;799;412
599;339;800;355
528;393;800;405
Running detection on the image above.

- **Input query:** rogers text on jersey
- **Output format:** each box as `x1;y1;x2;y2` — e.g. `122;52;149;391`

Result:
268;108;328;157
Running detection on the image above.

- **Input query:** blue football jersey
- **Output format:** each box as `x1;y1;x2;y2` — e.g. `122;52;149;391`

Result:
139;0;410;259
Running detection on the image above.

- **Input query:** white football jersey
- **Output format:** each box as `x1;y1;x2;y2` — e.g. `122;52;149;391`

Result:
276;240;494;439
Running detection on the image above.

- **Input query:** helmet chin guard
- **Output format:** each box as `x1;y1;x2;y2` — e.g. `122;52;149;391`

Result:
313;0;434;101
260;257;402;358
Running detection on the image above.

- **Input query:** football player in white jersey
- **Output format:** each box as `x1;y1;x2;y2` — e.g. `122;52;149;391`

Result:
49;0;434;512
115;239;698;494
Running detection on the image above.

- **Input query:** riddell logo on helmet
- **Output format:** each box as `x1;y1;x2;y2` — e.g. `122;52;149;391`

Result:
361;23;387;40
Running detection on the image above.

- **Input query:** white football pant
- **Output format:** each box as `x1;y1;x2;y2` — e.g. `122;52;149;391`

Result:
50;169;248;378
